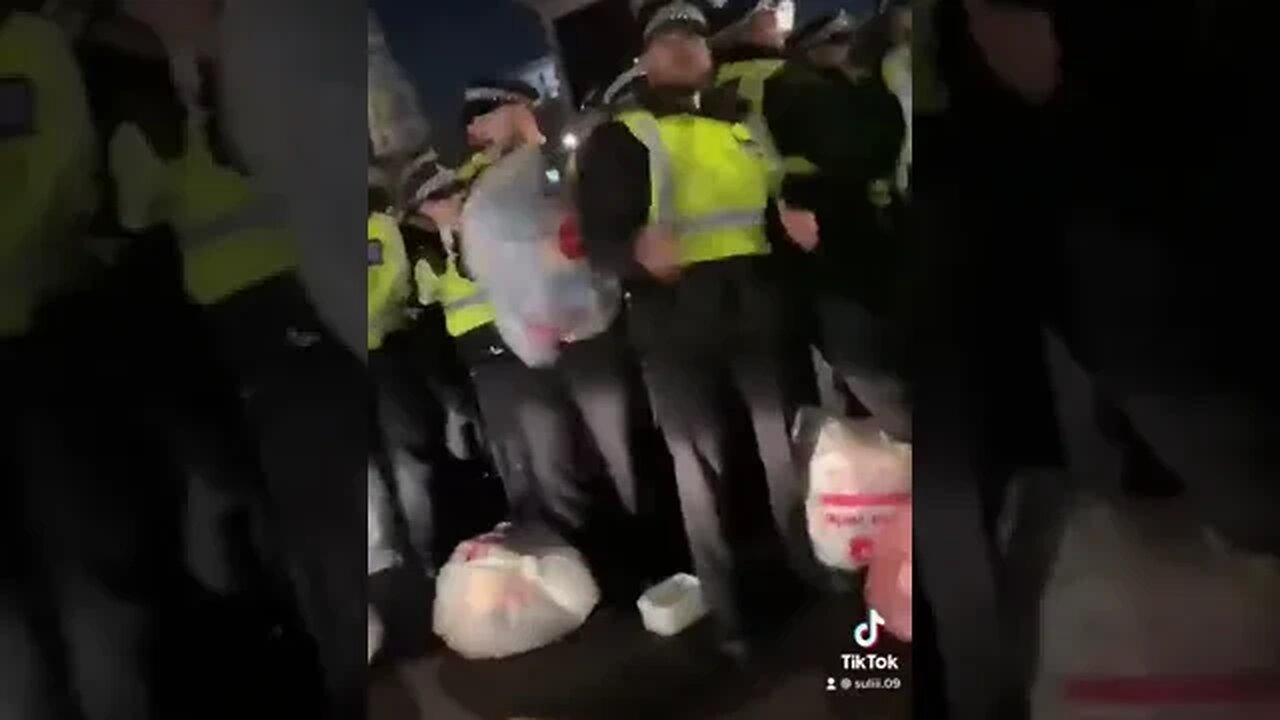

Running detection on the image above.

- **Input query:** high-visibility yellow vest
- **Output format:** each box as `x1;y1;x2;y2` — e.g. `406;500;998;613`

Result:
415;229;496;338
110;116;298;306
617;110;771;267
715;58;818;184
367;211;410;350
1;12;98;338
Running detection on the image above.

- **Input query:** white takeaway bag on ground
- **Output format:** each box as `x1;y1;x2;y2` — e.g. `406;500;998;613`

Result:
798;411;912;572
432;523;600;659
1031;498;1280;720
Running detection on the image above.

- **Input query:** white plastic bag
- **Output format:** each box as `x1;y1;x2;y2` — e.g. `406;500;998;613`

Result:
1032;498;1280;720
460;145;620;367
796;411;912;572
432;524;600;659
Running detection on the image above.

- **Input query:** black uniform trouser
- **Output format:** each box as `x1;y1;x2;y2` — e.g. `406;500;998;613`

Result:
468;351;542;525
1046;220;1280;556
369;329;448;571
206;274;367;717
11;302;186;720
2;339;75;720
628;259;818;638
816;294;913;441
467;324;659;566
554;322;671;580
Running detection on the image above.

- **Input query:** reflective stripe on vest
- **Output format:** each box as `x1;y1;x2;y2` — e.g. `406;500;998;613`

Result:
182;197;288;249
431;239;496;337
169;121;298;305
619;111;770;267
442;288;490;312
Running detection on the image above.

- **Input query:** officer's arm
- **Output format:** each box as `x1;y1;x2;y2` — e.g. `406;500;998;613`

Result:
574;121;652;280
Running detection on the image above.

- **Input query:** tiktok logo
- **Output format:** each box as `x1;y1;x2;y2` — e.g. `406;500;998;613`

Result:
854;608;886;649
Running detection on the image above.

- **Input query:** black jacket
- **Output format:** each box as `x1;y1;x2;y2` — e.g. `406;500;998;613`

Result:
785;64;907;316
574;83;756;286
716;45;909;315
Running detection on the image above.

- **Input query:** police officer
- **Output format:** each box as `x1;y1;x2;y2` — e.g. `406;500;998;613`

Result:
367;163;446;576
2;9;102;718
787;9;912;440
404;159;542;524
571;70;688;590
708;0;849;413
575;0;822;658
423;86;666;592
396;150;486;450
706;0;813;178
89;1;366;712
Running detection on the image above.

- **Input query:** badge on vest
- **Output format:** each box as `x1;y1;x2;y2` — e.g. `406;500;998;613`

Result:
0;77;36;140
368;239;384;266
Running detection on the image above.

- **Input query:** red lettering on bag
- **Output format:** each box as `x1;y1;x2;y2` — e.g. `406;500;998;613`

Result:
819;493;912;508
1064;674;1280;706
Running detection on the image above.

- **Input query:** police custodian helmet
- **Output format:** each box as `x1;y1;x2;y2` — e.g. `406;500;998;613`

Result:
461;77;540;127
788;10;859;54
635;0;712;44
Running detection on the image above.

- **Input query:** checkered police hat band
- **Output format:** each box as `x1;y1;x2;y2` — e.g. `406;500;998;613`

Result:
464;88;528;105
644;2;708;40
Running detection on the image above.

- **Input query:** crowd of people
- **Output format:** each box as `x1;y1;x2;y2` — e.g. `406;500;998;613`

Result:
367;0;914;669
4;0;913;717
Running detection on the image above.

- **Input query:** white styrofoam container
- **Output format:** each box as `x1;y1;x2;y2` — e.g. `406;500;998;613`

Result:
637;573;709;637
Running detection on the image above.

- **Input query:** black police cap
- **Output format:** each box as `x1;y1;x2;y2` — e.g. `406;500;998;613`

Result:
401;151;464;208
788;9;858;53
461;77;540;126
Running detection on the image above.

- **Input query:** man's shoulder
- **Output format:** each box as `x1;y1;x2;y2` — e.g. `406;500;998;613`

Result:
582;118;644;151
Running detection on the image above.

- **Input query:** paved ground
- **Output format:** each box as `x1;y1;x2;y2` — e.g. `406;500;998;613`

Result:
369;591;912;720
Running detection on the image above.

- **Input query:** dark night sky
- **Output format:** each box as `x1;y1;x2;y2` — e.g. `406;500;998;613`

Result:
372;0;875;161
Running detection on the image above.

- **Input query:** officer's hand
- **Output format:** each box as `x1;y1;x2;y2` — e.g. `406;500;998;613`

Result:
779;201;820;252
965;0;1061;105
634;224;682;282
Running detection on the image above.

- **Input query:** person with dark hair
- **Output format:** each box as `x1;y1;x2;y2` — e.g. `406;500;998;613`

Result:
367;160;449;579
575;0;823;661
